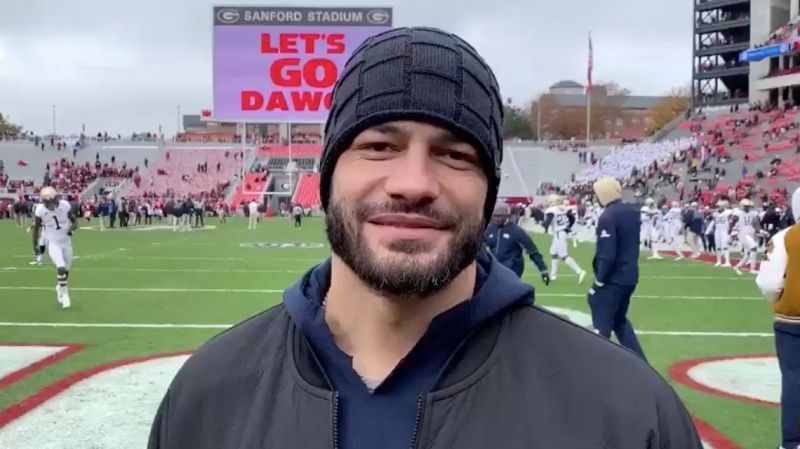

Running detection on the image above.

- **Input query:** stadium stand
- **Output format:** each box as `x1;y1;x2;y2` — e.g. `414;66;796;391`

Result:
574;138;696;182
257;143;322;158
124;148;241;200
229;170;270;208
291;173;321;207
561;104;800;207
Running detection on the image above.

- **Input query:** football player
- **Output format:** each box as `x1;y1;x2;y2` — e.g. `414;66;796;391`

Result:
710;200;733;267
641;198;662;259
731;199;761;275
31;187;77;308
664;201;685;260
28;198;48;266
544;196;586;284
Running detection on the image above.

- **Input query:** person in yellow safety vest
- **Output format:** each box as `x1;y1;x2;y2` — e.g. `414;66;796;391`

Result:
756;186;800;449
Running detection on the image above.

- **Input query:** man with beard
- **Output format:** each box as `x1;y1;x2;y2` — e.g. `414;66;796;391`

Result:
148;27;701;449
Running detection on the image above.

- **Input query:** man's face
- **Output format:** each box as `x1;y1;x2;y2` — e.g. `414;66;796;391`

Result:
326;121;488;299
490;213;508;226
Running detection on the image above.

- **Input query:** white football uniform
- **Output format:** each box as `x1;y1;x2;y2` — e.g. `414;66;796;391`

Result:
33;203;49;247
734;209;760;251
589;206;603;228
665;207;683;237
34;200;73;270
546;206;571;258
648;208;663;243
712;209;733;250
640;206;652;237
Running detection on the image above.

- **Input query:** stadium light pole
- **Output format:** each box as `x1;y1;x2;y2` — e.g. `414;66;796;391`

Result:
176;105;181;136
51;105;56;137
536;100;541;142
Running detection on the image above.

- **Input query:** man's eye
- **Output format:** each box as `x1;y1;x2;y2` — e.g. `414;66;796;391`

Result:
358;142;395;153
439;150;477;167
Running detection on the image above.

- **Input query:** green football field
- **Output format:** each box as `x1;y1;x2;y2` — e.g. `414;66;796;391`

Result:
0;216;779;448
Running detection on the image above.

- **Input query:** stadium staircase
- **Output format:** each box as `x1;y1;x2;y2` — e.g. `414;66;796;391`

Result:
228;171;271;208
650;111;692;142
223;148;261;206
291;173;321;207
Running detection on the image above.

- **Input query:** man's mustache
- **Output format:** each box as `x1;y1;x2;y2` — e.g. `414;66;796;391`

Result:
355;201;460;227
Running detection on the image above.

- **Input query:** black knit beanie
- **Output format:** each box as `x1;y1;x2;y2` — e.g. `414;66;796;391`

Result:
319;27;504;222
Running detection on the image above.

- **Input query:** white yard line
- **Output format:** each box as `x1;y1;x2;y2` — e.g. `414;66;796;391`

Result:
0;267;307;274
0;286;283;293
0;321;772;336
0;286;763;300
538;293;763;301
524;273;754;281
636;331;772;337
4;255;249;261
0;264;754;281
0;322;229;329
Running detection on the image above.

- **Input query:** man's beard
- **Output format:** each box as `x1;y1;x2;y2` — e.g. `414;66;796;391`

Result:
325;198;484;299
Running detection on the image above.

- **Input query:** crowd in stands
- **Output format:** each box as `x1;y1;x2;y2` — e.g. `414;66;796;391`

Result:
1;157;33;193
574;138;695;183
175;131;321;145
45;157;136;194
753;18;800;49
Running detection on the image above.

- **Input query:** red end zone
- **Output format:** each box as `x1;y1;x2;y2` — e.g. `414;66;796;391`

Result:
0;351;190;430
694;417;742;449
0;343;84;391
669;354;779;408
0;351;744;448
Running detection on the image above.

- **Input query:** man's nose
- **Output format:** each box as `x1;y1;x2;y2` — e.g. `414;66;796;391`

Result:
382;146;440;203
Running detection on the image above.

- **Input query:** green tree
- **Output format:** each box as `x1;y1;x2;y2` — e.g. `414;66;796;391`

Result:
0;113;23;137
503;104;534;139
646;86;690;135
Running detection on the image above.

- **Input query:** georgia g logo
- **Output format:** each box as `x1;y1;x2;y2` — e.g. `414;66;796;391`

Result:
217;8;240;24
366;9;390;24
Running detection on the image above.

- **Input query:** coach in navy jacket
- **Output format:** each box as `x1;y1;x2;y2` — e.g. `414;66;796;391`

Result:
589;178;647;360
484;203;550;285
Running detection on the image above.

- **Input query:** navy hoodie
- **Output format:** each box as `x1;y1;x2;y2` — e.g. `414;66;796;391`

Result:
592;200;640;286
283;249;534;449
483;221;547;277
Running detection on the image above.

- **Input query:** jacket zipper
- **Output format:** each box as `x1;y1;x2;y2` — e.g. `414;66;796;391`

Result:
408;394;425;449
332;391;340;449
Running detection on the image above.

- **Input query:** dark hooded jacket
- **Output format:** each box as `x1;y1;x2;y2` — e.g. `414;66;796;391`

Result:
148;251;702;449
484;221;547;277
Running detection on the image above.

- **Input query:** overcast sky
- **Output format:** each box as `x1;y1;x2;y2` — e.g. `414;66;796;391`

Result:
0;0;693;136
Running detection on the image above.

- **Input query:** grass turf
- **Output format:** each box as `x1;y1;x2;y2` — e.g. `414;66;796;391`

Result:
0;216;778;448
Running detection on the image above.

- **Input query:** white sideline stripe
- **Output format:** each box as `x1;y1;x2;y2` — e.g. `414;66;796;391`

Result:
0;321;772;336
0;286;763;300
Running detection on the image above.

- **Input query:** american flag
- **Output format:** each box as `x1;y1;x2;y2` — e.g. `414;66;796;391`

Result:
587;32;593;93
